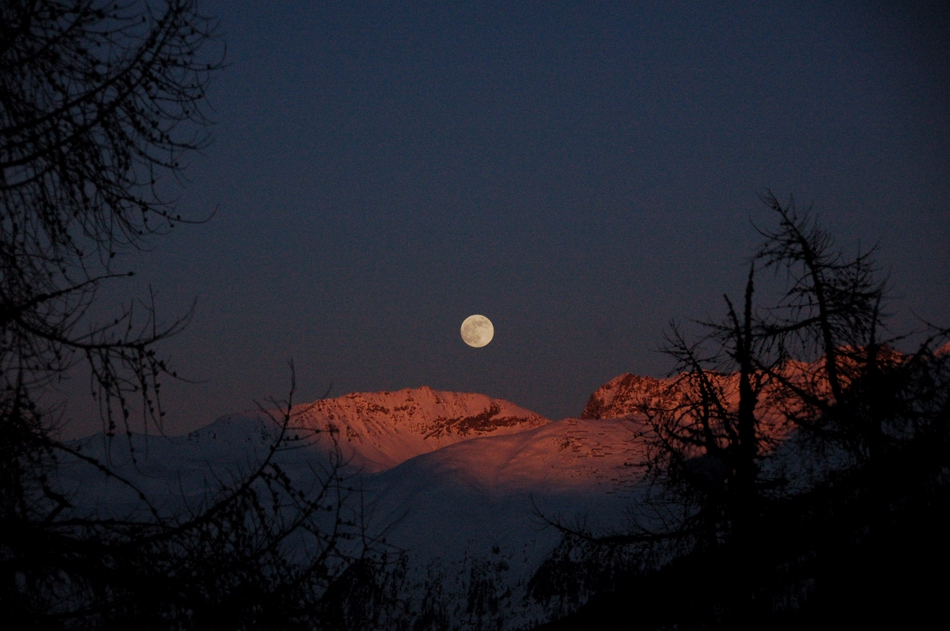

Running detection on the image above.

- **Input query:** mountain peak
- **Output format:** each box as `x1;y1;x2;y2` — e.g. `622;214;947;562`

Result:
289;386;549;471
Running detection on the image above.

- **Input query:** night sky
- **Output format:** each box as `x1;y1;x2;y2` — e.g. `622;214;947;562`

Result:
66;1;950;436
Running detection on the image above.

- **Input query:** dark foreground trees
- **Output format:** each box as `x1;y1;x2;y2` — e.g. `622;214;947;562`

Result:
1;2;381;627
533;194;950;629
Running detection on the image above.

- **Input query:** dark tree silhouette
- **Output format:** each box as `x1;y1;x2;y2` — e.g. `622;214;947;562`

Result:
0;0;216;438
533;194;950;629
1;3;383;627
641;193;891;542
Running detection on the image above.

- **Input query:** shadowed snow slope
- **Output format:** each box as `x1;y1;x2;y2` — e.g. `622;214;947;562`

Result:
59;377;794;627
61;387;650;568
364;416;650;560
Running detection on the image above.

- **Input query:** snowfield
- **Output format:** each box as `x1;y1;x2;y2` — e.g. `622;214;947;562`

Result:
57;379;780;628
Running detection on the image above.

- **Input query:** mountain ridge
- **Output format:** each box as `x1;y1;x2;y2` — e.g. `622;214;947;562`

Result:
194;385;550;473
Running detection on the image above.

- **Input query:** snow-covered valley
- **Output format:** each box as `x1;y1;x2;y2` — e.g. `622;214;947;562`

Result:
58;381;663;628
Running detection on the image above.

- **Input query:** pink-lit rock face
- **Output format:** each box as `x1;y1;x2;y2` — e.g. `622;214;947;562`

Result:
580;346;923;453
580;373;666;420
588;367;818;436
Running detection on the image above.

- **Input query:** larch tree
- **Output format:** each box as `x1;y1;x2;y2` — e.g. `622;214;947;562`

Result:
1;3;378;627
533;193;950;627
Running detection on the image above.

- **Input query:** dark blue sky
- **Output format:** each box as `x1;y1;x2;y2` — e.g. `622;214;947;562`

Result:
67;0;950;435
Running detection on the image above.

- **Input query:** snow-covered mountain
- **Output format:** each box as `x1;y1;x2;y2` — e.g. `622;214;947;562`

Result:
61;346;934;627
61;385;648;627
175;385;648;563
580;368;796;447
63;370;817;628
194;386;550;473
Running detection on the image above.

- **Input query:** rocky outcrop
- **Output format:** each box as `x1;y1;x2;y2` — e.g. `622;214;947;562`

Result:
580;373;664;419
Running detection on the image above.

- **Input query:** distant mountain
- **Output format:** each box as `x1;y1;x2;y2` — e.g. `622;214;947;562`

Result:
60;386;644;627
61;349;932;628
194;386;550;473
581;369;794;445
581;369;794;422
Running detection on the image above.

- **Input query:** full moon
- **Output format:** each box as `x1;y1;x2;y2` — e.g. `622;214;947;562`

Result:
460;314;494;348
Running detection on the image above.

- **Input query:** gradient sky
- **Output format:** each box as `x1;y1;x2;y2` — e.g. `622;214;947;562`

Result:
65;0;950;436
